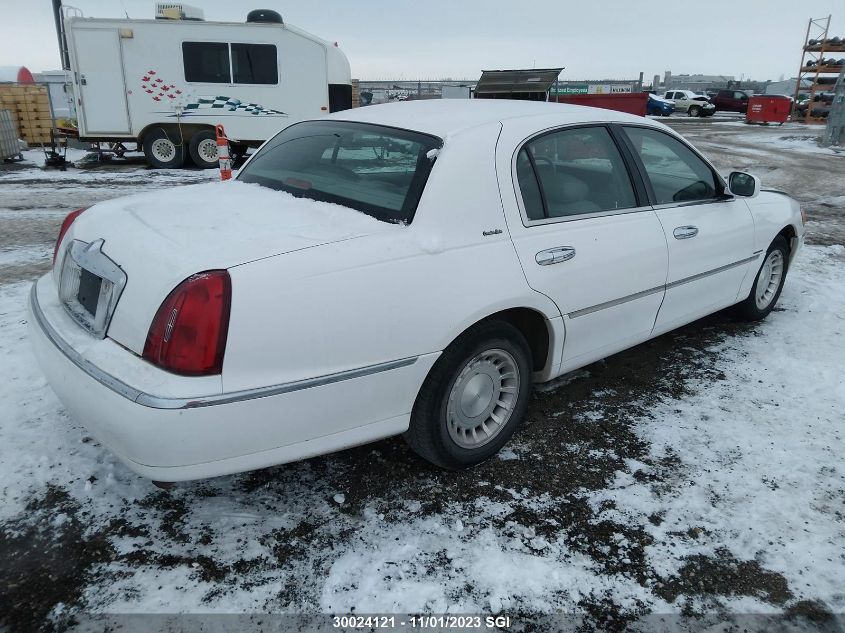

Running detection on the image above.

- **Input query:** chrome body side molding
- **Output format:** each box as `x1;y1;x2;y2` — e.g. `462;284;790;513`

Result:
567;254;761;320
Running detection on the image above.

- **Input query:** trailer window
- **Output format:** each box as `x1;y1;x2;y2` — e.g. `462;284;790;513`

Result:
238;121;442;224
183;42;230;83
232;43;278;84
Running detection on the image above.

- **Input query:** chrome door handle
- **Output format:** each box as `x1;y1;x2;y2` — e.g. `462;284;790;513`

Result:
536;246;576;266
673;225;699;240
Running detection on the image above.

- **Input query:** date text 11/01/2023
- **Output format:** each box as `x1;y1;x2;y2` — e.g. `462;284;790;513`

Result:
332;615;513;629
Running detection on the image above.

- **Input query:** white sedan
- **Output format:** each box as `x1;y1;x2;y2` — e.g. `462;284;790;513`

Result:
29;100;805;483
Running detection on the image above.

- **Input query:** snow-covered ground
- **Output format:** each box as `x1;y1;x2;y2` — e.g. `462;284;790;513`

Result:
1;126;843;632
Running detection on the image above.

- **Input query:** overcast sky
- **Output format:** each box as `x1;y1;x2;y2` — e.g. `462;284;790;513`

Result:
0;1;841;81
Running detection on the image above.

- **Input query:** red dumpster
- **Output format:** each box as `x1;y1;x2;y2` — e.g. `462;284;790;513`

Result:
553;92;648;117
746;95;791;125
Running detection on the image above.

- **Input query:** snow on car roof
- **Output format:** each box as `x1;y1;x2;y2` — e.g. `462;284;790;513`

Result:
324;99;652;138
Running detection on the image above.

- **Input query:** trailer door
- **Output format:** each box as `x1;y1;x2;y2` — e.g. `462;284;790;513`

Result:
73;28;130;135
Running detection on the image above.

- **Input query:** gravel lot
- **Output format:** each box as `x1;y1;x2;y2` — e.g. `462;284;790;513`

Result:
1;120;843;632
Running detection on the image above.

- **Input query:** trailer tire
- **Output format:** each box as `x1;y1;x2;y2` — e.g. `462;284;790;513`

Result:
188;130;220;169
143;128;185;169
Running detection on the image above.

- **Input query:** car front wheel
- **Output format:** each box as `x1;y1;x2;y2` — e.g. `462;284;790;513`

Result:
688;105;701;117
405;320;532;469
734;236;789;321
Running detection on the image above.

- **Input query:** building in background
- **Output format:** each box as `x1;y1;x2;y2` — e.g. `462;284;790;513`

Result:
664;72;736;92
763;77;811;97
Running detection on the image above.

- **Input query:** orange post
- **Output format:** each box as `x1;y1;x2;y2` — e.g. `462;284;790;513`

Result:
215;124;232;180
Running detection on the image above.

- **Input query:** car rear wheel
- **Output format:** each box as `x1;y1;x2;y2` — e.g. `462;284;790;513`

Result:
143;128;185;169
688;105;701;117
734;236;789;321
188;130;219;169
405;320;532;469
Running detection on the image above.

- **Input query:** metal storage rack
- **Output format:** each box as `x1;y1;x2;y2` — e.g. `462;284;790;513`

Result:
794;15;845;123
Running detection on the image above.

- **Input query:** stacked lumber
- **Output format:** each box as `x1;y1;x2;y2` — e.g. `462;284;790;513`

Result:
351;79;360;108
0;84;53;144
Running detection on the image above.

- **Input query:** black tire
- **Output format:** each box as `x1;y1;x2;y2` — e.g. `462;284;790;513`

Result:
142;128;185;169
688;105;701;117
404;320;533;469
188;130;220;169
733;236;789;321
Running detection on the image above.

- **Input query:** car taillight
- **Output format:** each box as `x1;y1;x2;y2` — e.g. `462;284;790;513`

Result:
53;207;88;265
142;270;231;376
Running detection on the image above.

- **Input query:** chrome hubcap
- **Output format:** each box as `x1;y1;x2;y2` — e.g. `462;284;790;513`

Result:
446;349;520;449
198;138;219;163
151;138;176;162
754;250;784;310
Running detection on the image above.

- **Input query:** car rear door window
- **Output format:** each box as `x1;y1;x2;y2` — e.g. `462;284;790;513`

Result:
516;126;637;220
624;126;719;204
515;149;545;220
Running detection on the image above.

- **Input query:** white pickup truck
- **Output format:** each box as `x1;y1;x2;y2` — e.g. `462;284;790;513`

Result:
662;90;716;117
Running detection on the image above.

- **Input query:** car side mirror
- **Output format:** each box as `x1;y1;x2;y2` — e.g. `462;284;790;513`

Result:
728;171;761;198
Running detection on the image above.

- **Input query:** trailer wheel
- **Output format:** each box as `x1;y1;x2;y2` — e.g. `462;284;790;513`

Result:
188;130;220;169
143;128;185;169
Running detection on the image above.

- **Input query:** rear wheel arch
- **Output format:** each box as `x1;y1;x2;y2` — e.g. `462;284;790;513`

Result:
441;307;552;374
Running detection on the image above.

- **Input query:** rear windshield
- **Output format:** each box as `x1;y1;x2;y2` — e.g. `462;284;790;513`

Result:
237;121;442;224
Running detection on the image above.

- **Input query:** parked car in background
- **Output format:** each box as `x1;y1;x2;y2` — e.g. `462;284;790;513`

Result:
30;100;805;483
662;90;715;117
647;93;674;116
711;89;753;113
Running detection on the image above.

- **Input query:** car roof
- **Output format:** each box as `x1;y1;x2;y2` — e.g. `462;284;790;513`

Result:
323;99;655;139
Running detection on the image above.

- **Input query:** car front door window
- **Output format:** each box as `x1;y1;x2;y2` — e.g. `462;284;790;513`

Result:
623;126;720;204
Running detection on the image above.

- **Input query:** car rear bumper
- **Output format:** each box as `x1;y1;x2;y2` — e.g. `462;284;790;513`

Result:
28;275;437;481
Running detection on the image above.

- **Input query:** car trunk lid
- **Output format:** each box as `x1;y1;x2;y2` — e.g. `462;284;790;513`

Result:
57;180;392;353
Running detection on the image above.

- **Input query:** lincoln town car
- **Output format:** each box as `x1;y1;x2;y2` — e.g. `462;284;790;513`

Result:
29;100;805;482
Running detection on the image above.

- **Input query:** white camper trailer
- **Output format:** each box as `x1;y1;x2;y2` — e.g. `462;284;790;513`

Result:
62;5;352;168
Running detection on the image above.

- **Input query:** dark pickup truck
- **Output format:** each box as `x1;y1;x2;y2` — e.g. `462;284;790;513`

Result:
710;89;753;113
